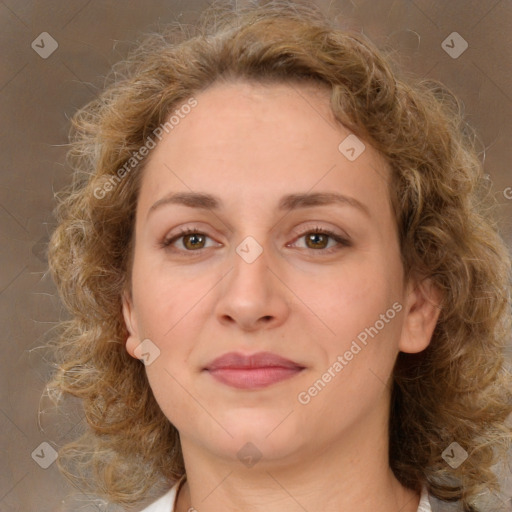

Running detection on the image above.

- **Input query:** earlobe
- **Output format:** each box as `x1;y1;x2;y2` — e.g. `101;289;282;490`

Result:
399;277;443;354
122;290;140;359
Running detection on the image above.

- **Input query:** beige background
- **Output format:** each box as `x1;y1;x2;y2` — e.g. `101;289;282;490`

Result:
0;0;511;511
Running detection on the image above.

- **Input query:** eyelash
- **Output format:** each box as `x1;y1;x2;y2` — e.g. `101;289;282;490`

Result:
160;226;351;255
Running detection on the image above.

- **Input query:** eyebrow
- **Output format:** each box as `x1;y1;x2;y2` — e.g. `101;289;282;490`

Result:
147;191;371;218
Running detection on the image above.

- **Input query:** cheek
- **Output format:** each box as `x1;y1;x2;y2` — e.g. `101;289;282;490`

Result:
144;364;198;434
131;251;210;339
304;256;400;332
305;257;404;389
130;260;210;396
302;270;403;413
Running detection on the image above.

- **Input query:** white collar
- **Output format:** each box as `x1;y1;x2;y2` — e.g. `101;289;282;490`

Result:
141;477;432;511
417;484;433;511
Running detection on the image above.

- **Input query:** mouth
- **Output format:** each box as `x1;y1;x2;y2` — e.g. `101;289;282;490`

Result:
203;351;306;390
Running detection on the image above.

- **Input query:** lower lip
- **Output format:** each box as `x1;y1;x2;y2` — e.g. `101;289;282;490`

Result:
206;367;304;389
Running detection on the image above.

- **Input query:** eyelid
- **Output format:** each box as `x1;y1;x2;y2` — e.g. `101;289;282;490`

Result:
287;224;351;253
289;223;349;241
160;226;219;249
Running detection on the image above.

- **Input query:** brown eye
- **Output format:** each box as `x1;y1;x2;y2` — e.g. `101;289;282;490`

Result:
182;233;206;250
304;232;330;249
161;228;215;252
289;227;351;254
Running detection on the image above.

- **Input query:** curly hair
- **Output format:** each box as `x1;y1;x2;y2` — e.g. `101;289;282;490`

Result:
46;0;512;509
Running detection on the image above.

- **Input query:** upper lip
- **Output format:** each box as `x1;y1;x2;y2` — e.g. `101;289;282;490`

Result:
204;351;305;371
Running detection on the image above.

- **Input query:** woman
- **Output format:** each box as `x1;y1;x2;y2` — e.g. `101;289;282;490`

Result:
47;1;512;511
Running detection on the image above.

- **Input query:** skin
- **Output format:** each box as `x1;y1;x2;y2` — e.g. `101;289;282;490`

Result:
122;80;442;512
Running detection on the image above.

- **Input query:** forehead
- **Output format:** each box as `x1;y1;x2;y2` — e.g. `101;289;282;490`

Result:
137;80;391;220
175;79;338;147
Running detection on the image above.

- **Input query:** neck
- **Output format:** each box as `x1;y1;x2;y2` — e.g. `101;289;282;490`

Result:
175;416;420;512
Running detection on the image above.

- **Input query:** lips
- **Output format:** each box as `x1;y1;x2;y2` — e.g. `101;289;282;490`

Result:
203;351;305;389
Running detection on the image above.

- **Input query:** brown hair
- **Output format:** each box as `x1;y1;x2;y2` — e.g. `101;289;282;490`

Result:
47;1;512;509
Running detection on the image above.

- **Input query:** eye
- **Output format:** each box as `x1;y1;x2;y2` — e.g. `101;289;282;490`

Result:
289;226;351;254
160;227;217;251
160;225;351;255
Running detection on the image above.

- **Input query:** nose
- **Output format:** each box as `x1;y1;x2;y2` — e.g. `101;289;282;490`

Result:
213;237;291;332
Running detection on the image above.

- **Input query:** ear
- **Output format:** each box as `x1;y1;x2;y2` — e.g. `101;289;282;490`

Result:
122;289;141;359
399;276;443;353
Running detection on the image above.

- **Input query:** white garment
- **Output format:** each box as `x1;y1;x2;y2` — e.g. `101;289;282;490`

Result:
138;475;185;512
139;476;434;511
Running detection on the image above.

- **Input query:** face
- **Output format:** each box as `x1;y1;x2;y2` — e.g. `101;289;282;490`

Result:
122;80;440;468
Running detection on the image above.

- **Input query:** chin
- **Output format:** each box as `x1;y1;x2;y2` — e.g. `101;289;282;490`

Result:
204;410;308;464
